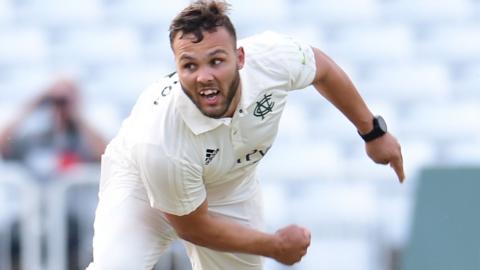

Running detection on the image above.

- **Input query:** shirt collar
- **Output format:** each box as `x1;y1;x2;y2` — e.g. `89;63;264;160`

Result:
176;86;231;135
174;69;257;135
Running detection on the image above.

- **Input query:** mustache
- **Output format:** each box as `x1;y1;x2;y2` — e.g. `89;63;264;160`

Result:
197;82;219;89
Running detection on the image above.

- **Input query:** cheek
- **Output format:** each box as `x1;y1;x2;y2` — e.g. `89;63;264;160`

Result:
179;73;195;88
217;67;236;86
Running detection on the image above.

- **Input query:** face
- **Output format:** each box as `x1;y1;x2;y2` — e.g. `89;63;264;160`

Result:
172;27;244;118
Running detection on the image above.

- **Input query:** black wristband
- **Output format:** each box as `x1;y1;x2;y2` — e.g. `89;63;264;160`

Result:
358;116;387;142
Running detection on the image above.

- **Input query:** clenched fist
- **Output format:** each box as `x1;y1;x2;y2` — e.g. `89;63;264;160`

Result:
272;225;311;265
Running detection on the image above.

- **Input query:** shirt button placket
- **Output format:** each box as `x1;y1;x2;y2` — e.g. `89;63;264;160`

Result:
231;120;242;151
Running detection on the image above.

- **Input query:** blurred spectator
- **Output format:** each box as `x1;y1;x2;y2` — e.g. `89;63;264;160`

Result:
0;77;106;270
0;78;106;181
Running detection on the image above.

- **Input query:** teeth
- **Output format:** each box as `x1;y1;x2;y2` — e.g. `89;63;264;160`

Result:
200;89;218;96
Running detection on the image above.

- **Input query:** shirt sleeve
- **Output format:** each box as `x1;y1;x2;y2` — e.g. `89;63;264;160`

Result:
133;143;206;216
240;31;317;91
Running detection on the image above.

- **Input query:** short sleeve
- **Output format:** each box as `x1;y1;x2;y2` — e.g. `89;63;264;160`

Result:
239;31;317;91
133;143;206;216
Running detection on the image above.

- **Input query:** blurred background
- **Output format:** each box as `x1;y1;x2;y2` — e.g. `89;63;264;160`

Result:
0;0;479;269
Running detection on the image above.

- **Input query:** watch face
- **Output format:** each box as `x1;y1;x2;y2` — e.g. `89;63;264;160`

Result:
376;116;387;132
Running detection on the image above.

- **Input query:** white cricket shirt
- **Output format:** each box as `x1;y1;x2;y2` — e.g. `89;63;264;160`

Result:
102;31;316;220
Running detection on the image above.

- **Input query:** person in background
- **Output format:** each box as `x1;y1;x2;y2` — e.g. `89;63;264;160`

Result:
0;77;108;270
0;77;106;180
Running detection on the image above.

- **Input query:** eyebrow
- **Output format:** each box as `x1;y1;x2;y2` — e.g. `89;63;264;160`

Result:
208;49;228;57
179;48;228;62
179;54;195;61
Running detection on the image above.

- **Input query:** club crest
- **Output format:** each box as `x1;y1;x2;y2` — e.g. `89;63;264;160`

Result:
253;93;275;120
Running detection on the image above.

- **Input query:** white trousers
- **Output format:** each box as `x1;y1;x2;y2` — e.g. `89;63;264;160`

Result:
86;158;264;270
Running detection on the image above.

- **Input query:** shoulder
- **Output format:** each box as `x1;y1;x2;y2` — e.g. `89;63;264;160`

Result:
239;31;293;50
239;31;317;92
117;72;188;147
136;71;180;107
126;71;182;125
239;31;310;62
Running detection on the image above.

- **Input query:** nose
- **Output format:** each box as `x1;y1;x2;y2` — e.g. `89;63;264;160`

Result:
196;67;214;85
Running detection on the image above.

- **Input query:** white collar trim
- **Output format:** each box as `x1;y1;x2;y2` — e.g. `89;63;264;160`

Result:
176;88;228;135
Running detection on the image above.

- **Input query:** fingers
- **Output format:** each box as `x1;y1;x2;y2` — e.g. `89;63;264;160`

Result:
303;228;310;240
389;150;405;183
275;225;311;265
367;133;406;183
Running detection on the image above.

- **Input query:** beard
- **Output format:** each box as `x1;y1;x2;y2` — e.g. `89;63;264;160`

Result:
181;70;241;119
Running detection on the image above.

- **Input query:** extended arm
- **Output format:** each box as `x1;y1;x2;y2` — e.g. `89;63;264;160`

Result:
311;47;405;182
164;200;310;265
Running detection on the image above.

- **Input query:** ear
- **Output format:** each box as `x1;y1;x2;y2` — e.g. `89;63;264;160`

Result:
236;47;245;69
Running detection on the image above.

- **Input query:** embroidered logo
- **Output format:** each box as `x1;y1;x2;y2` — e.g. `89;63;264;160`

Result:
253;93;275;120
205;148;219;165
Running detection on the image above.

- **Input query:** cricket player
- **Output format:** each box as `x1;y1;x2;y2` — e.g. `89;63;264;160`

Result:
87;1;405;269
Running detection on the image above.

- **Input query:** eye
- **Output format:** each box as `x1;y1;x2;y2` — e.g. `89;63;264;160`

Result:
211;58;223;65
183;63;196;71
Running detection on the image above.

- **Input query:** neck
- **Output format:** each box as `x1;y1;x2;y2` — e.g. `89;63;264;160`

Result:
222;81;242;118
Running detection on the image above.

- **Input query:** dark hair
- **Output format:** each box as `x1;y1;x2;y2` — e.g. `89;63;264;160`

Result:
169;0;237;46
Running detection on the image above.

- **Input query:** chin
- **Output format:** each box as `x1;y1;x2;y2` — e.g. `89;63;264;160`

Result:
201;108;227;119
202;111;223;119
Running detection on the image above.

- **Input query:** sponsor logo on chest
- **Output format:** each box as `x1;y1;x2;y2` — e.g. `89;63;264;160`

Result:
204;148;219;165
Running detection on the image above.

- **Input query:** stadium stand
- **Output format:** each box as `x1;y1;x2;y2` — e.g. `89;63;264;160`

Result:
0;0;479;269
0;162;42;270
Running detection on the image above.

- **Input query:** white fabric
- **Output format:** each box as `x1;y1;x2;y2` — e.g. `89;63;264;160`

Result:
89;31;316;270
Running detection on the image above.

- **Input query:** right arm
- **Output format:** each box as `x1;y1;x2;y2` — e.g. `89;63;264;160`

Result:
164;200;311;265
133;129;310;265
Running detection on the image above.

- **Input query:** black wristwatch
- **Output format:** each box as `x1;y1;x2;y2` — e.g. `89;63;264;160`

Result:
358;115;387;142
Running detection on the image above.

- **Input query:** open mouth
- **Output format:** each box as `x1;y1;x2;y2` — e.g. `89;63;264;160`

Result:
200;89;219;102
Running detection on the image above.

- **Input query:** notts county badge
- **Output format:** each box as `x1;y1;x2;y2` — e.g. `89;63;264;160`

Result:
254;93;275;120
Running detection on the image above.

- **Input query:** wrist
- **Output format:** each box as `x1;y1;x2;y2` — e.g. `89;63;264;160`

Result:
267;232;284;259
356;118;374;135
358;115;387;142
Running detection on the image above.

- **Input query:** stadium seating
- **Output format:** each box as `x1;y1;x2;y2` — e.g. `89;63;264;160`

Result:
101;0;189;26
50;26;142;67
14;0;104;27
416;23;480;65
0;0;13;24
1;0;479;269
322;24;415;66
380;0;474;25
0;66;57;105
288;0;380;25
0;27;48;66
453;64;480;99
0;162;42;270
356;62;451;103
44;166;100;270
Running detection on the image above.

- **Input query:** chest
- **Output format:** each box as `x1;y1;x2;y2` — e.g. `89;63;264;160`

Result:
200;90;287;183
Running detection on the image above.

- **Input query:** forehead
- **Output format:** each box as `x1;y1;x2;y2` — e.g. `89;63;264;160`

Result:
172;27;236;57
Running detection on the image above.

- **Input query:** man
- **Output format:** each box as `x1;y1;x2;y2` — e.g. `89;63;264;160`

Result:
0;78;106;179
0;77;106;269
87;1;405;269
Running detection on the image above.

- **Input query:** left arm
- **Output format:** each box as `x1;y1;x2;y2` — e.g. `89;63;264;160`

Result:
67;99;106;162
311;47;405;182
74;116;107;161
